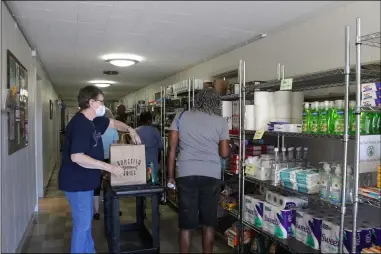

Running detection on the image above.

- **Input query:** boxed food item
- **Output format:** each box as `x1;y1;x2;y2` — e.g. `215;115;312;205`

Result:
361;82;381;92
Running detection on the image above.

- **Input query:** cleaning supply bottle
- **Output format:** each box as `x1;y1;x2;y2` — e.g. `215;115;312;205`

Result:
302;103;311;133
281;147;288;170
371;112;380;134
329;164;343;205
302;147;309;169
271;148;281;185
364;112;374;135
295;147;303;167
333;100;345;135
349;100;356;135
346;166;354;203
310;101;320;134
287;147;295;168
328;101;335;134
319;162;331;201
318;101;330;134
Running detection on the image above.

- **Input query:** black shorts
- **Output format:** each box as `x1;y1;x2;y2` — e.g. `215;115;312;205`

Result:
176;176;221;230
94;159;110;196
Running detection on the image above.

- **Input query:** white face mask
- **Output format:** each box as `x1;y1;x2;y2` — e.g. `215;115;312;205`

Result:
95;105;106;117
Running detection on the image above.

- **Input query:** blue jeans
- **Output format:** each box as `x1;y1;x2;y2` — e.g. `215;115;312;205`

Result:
65;190;95;253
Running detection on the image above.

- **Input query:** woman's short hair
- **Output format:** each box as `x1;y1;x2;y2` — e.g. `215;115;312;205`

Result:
77;85;104;109
104;107;115;119
192;89;221;116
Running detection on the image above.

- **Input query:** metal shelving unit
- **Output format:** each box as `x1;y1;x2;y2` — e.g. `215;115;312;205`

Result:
233;22;380;254
351;17;381;254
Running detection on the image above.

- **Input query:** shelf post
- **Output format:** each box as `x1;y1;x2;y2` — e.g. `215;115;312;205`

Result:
238;60;243;253
352;17;362;254
339;25;351;253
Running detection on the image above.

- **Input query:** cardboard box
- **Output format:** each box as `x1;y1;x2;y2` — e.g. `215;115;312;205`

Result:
110;144;146;186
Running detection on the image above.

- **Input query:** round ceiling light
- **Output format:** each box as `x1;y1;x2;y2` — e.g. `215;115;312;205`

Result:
107;59;138;67
94;83;111;88
88;80;116;88
101;53;144;68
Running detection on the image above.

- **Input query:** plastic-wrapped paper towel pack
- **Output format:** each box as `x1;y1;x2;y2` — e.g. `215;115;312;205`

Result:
263;202;294;239
244;195;264;228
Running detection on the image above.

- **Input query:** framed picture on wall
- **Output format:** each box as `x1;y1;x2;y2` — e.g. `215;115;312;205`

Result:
50;99;53;120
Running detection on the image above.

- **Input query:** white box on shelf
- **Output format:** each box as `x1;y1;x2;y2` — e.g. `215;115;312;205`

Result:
361;82;381;92
359;135;381;173
361;98;381;107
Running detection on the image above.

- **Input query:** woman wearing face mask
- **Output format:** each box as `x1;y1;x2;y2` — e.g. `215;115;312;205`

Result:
58;85;141;253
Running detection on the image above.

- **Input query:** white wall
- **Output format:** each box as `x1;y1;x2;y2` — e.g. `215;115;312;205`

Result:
122;1;380;102
1;2;59;252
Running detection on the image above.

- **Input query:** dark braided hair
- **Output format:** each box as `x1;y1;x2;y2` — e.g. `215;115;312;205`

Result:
191;89;221;116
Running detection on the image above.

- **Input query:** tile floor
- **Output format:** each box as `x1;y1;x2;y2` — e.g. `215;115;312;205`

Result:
21;169;232;253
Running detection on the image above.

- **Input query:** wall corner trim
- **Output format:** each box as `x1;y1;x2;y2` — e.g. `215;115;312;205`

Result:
15;212;37;253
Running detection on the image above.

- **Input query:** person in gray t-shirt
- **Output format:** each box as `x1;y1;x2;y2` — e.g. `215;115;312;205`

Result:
167;89;229;254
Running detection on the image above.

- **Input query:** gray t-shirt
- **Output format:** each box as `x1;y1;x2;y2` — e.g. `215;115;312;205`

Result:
169;110;229;179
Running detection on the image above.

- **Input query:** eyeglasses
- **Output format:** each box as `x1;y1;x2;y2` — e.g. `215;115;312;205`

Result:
94;99;104;105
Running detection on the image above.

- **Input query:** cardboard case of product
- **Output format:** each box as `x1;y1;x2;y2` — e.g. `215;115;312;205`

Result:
109;133;146;186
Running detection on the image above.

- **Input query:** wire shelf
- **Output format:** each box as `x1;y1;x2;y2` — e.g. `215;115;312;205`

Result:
361;32;381;48
360;106;381;112
220;94;240;101
245;66;380;92
242;220;320;254
223;170;239;177
244;130;353;140
358;194;381;209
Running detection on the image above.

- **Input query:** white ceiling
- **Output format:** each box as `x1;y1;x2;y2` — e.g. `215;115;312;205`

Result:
6;1;338;100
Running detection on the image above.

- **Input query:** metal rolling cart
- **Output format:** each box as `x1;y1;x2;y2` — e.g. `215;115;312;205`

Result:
103;179;164;254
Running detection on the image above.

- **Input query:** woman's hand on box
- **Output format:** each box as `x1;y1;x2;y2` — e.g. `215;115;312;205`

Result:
105;164;124;177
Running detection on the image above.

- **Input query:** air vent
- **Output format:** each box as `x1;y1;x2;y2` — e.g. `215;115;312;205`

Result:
103;70;119;75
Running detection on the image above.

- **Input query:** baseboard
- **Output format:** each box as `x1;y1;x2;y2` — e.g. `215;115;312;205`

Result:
15;212;36;253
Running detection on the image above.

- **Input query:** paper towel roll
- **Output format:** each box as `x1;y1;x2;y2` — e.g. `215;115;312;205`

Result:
275;104;292;122
291;106;303;124
274;91;292;105
254;91;269;106
244;105;255;130
278;196;308;209
254;105;269;130
268;93;276;122
291;92;304;107
222;101;233;129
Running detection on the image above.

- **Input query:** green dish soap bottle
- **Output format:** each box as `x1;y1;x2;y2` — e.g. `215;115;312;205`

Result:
302;102;311;133
333;100;345;135
310;101;319;134
349;100;356;135
371;112;380;134
318;101;330;134
364;112;374;135
327;101;335;134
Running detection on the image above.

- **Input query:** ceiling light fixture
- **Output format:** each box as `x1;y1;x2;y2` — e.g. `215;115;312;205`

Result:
101;53;144;68
94;83;111;88
88;80;116;88
107;59;138;67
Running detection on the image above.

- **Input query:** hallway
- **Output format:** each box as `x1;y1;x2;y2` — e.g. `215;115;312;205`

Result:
20;168;231;253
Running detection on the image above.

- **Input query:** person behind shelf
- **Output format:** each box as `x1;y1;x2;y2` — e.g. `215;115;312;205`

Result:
58;85;141;254
136;111;164;210
115;104;127;123
92;107;122;220
167;89;230;254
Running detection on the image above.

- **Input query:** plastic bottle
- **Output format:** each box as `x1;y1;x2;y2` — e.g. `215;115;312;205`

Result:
319;162;332;201
287;147;295;168
302;147;309;169
281;147;288;170
333;100;345;134
310;101;320;134
348;100;356;136
329;164;343;205
295;147;303;167
318;101;330;134
364;112;374;135
148;162;159;185
371;112;380;134
302;103;311;133
346;166;354;203
271;148;281;185
327;101;335;134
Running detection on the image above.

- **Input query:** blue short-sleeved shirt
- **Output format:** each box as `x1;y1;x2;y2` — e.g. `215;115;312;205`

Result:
58;113;110;192
135;125;163;170
102;128;119;159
